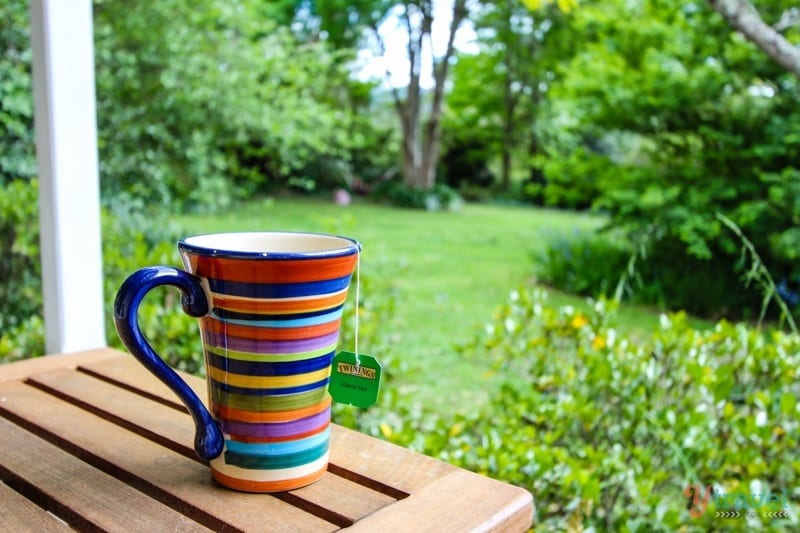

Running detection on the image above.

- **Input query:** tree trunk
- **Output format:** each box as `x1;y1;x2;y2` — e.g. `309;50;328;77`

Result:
708;0;800;78
371;1;468;190
418;0;467;190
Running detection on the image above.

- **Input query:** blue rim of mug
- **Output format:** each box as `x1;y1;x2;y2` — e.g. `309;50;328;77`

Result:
178;231;361;260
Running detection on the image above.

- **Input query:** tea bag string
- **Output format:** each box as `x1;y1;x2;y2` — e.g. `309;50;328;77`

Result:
353;251;361;368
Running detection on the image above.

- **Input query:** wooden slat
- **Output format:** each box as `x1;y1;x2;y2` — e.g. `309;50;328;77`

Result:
344;470;533;533
77;350;206;410
28;369;397;526
284;472;396;525
0;481;70;532
329;424;456;494
63;349;534;531
0;380;338;533
0;348;117;383
28;369;197;460
0;417;210;532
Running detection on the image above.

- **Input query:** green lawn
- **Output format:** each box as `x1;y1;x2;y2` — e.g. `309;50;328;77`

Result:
178;197;705;413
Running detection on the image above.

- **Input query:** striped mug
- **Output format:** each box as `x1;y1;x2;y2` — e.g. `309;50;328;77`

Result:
113;231;360;492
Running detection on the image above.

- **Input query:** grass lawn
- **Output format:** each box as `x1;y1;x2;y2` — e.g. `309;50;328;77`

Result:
179;196;707;413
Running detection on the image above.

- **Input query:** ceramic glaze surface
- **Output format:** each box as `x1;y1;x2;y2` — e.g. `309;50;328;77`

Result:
114;232;359;493
183;246;357;492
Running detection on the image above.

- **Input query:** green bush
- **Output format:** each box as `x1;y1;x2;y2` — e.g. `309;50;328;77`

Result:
0;182;202;367
528;146;611;209
366;288;799;531
91;1;395;211
0;180;43;362
101;197;203;372
438;134;496;190
0;0;36;184
533;229;776;321
532;229;632;298
540;0;800;321
0;179;40;329
371;180;463;211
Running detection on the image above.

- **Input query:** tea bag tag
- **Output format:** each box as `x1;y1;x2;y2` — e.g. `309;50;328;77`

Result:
329;351;381;408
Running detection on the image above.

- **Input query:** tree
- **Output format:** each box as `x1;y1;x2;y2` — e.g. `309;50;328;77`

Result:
445;0;575;191
300;1;469;190
708;0;800;78
537;0;800;317
372;1;469;189
93;0;379;209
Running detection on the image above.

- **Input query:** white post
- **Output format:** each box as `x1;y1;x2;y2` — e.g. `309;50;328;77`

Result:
29;0;106;354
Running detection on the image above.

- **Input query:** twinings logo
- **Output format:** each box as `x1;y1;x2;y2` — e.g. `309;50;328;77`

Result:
336;363;376;379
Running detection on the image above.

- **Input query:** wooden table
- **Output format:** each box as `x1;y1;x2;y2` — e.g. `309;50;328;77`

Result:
0;348;533;532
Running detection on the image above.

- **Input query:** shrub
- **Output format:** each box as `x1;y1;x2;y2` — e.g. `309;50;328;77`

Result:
370;180;463;211
102;196;220;374
0;0;36;184
528;146;611;209
438;135;496;190
533;229;777;322
0;179;40;328
365;288;799;531
532;229;632;298
0;180;43;362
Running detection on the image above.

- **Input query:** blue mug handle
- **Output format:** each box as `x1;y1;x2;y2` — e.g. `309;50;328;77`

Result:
113;266;224;461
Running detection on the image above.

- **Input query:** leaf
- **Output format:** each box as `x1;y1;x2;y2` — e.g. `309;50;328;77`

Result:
780;393;795;415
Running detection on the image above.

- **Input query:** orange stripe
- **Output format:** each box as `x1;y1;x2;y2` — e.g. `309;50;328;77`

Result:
211;466;327;493
202;318;341;341
212;291;348;314
214;396;332;423
228;422;329;444
188;254;357;284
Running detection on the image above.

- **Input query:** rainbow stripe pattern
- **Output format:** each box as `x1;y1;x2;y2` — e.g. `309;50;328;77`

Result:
179;232;359;492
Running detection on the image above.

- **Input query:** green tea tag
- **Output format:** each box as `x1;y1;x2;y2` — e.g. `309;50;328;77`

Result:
329;351;381;408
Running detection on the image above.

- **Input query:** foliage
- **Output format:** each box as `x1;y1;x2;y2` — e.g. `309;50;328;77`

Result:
0;180;42;358
0;315;44;364
716;213;798;331
528;146;610;208
296;0;397;49
299;0;469;190
0;0;36;183
438;130;495;191
522;0;580;12
445;0;577;192
533;228;631;297
101;197;202;372
362;288;800;531
0;179;40;325
519;0;800;320
533;226;780;320
370;179;463;211
92;0;393;211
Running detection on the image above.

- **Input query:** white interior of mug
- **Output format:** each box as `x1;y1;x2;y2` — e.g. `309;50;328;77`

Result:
181;232;358;255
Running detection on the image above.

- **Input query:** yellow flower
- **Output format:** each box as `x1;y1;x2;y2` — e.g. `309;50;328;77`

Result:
379;423;393;439
449;423;464;438
571;314;589;329
521;0;579;13
592;335;606;350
